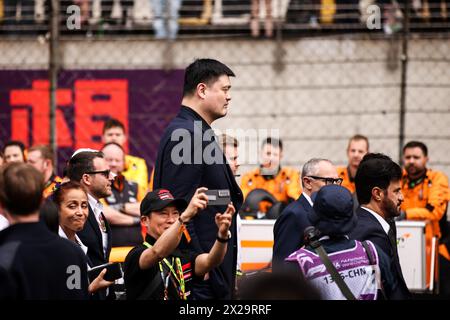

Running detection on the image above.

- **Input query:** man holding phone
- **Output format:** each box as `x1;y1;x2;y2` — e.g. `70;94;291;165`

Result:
124;188;235;300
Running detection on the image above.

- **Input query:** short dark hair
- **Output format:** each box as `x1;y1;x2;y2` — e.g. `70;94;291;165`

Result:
103;118;125;134
28;145;54;165
67;151;104;182
403;141;428;157
182;58;235;97
0;163;44;216
347;134;369;151
355;153;402;205
3;140;25;154
262;137;283;151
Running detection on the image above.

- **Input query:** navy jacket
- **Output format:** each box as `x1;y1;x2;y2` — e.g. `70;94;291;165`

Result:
153;106;243;299
272;194;313;271
349;207;411;299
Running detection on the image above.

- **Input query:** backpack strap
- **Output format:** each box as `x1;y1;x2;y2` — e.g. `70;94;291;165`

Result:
313;242;357;300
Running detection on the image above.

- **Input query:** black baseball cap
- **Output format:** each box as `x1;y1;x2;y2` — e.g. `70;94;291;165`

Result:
140;189;188;216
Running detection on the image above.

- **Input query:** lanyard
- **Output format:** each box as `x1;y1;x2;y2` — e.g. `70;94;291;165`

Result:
143;241;186;300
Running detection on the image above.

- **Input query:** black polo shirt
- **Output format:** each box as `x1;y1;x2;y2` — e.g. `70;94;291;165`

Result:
124;235;200;300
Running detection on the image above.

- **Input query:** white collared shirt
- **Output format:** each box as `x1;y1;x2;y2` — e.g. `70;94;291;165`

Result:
58;226;88;256
88;193;108;258
0;214;9;231
303;192;313;207
361;206;390;235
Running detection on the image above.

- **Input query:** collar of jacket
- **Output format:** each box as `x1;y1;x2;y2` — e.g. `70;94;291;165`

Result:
179;106;213;132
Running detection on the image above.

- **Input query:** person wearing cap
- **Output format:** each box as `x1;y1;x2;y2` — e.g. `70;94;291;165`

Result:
285;185;400;300
123;187;235;300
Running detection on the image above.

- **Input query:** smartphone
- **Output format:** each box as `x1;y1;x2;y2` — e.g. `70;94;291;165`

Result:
88;262;123;282
204;189;231;206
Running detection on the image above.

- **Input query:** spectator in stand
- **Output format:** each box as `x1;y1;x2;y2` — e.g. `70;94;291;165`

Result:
151;0;183;39
250;0;273;38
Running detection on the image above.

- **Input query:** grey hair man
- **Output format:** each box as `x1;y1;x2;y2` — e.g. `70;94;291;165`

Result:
272;158;341;270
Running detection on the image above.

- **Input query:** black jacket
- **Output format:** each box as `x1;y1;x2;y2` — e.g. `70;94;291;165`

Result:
153;106;243;299
77;204;112;268
272;194;312;270
0;222;89;300
349;207;411;299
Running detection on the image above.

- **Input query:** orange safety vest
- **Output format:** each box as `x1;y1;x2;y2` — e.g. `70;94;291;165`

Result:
240;167;302;205
401;169;450;263
337;166;356;194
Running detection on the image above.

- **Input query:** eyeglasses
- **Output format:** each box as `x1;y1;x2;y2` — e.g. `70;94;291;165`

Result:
85;169;111;178
307;176;343;186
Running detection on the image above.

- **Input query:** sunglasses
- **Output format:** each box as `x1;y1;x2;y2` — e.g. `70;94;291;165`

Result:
307;176;343;186
85;169;111;178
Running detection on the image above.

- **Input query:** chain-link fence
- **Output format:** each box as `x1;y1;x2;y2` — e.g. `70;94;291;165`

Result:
0;0;449;179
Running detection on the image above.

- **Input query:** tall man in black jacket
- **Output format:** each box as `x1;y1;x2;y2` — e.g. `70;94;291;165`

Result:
153;59;243;299
349;153;411;299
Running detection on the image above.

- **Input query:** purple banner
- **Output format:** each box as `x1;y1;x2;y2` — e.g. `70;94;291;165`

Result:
0;69;184;174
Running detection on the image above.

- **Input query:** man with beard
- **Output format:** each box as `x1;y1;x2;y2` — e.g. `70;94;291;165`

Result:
400;141;450;295
337;134;369;194
350;153;411;299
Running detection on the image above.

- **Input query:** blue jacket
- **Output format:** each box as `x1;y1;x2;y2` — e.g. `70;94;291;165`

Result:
273;194;312;270
349;207;411;299
153;106;243;299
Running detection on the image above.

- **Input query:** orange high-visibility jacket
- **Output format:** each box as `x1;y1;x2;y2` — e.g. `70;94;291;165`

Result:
337;166;356;194
401;169;449;239
240;166;302;204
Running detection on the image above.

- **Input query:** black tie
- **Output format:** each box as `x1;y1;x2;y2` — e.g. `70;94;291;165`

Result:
387;219;398;255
